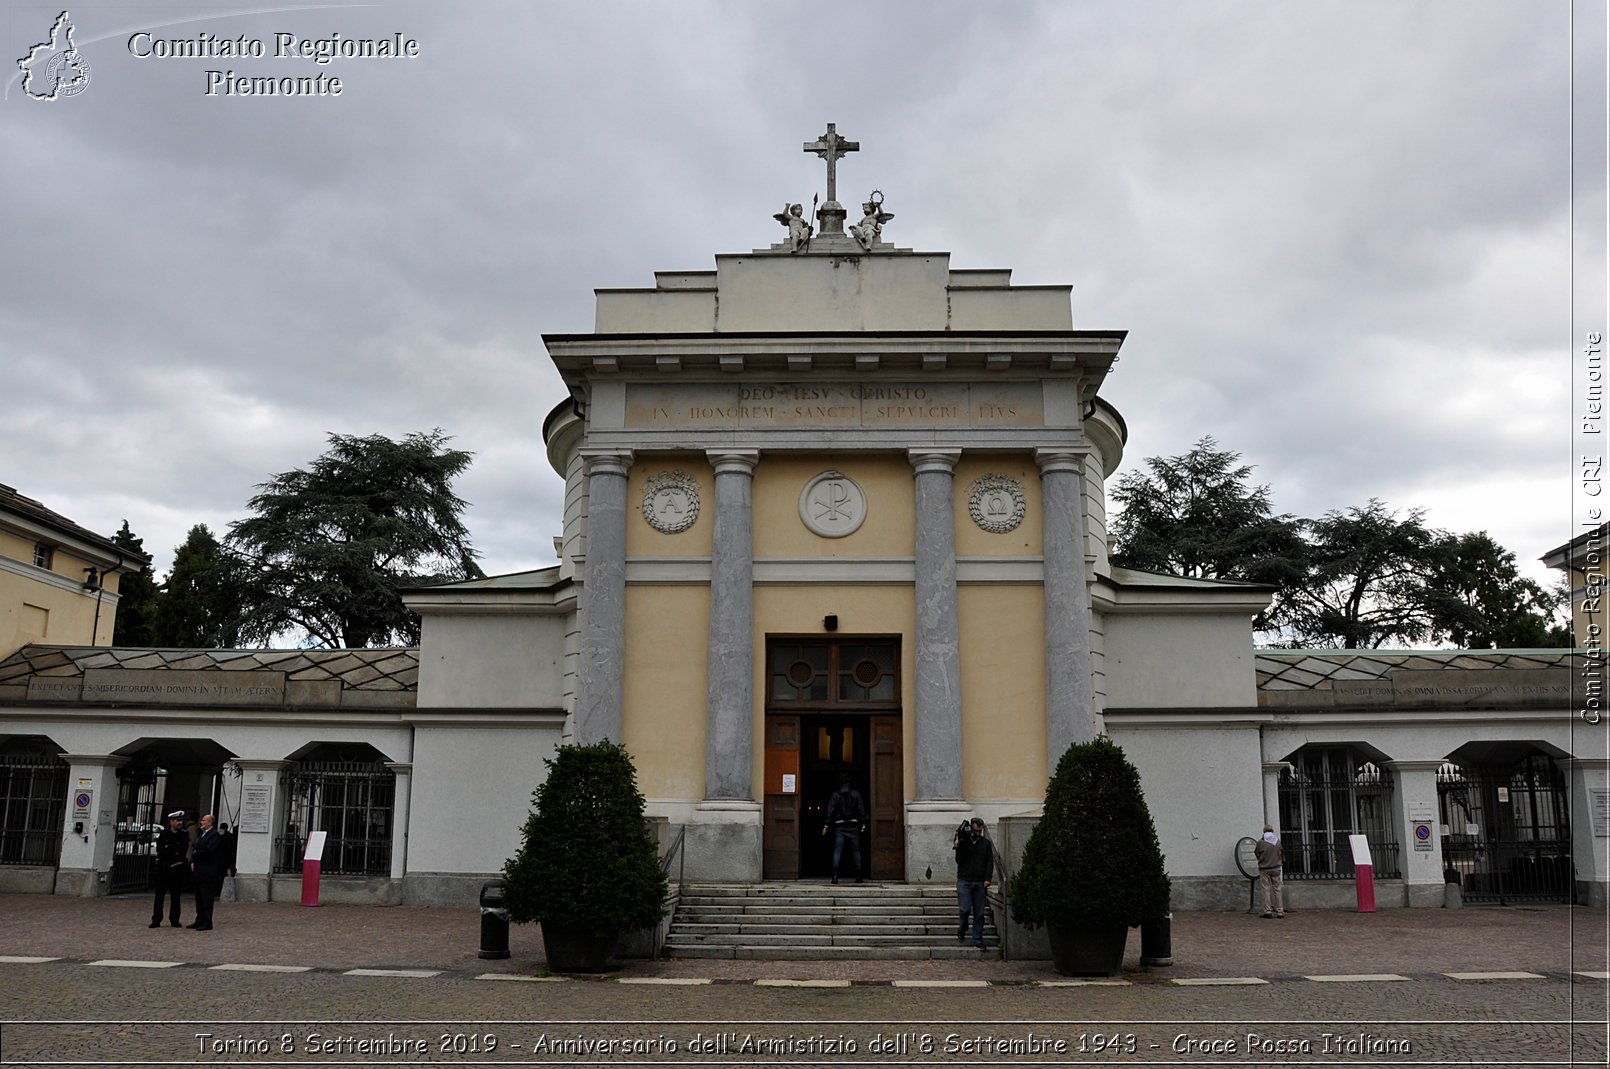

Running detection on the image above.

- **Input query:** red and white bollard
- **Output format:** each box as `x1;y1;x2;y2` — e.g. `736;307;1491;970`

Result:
300;830;327;907
1348;833;1376;913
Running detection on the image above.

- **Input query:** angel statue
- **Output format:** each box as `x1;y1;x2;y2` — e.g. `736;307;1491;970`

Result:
850;190;894;251
773;202;813;253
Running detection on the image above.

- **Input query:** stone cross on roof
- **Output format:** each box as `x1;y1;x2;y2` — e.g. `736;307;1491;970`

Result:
804;123;858;205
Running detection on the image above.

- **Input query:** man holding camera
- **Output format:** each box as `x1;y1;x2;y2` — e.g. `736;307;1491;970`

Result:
954;817;994;949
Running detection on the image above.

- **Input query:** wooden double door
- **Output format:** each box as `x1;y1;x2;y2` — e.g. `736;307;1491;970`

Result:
761;638;904;880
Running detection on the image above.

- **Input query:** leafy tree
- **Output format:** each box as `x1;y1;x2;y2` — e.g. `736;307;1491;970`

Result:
1109;436;1307;627
1429;531;1571;649
225;429;485;648
153;525;242;648
1281;500;1448;649
110;521;158;645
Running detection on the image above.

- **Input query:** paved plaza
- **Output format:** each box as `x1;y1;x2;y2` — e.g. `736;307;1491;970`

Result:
1;893;1606;1065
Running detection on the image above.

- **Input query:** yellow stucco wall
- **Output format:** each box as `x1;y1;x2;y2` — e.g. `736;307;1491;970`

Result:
622;584;711;799
0;539;120;655
621;452;1057;803
753;454;915;558
953;454;1042;557
626;455;714;558
958;584;1048;800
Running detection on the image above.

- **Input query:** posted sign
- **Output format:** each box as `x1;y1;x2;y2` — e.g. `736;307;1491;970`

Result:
1412;821;1434;852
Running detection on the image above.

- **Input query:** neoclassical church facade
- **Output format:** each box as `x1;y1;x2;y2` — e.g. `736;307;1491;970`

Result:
2;131;1604;910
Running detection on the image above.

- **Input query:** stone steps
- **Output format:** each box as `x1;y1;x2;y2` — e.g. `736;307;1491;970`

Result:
665;882;1000;960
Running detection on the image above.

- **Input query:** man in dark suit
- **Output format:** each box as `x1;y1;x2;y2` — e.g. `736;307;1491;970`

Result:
188;813;223;931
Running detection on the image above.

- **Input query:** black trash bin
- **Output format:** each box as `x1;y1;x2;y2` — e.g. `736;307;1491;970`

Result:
479;881;510;960
1140;913;1173;967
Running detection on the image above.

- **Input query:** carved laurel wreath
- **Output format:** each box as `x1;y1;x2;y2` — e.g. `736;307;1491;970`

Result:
642;470;700;534
967;474;1026;534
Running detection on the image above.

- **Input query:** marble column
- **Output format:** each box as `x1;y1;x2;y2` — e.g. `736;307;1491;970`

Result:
227;758;287;902
1386;759;1448;907
1261;761;1289;831
1037;450;1098;766
704;451;759;800
575;449;633;745
55;754;126;896
1563;757;1610;907
384;762;413;882
910;449;964;801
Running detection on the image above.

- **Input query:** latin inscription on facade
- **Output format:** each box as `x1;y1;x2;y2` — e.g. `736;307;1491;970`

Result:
625;382;1044;430
75;668;289;706
1331;669;1571;708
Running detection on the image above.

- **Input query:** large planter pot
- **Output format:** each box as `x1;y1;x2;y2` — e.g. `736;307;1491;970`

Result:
540;922;621;973
1046;921;1129;977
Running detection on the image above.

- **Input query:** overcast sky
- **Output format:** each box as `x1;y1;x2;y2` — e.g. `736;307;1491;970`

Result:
3;1;1599;594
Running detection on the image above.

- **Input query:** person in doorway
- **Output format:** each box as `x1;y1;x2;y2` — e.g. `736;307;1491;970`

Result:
953;817;995;948
820;773;866;883
149;810;189;929
189;814;223;931
1255;824;1285;918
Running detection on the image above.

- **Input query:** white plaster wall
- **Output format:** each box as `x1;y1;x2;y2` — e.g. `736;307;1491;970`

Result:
1104;613;1259;708
713;255;952;331
948;287;1072;330
596;289;717;333
1260;714;1594;766
415;614;566;709
1107;723;1265;877
406;722;563;873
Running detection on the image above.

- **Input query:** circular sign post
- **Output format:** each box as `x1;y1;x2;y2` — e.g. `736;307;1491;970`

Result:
1234;836;1261;915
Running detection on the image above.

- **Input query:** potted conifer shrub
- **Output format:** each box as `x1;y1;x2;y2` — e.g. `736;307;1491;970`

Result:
1010;736;1170;977
502;740;668;972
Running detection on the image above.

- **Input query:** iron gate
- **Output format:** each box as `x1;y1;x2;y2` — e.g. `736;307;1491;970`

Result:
1438;754;1572;904
110;769;161;895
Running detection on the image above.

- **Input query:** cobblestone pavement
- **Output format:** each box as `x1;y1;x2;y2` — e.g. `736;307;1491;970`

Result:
1;894;1605;1065
2;892;1604;981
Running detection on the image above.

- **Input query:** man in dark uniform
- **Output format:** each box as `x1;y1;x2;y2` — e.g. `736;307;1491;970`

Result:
188;813;222;931
149;810;189;929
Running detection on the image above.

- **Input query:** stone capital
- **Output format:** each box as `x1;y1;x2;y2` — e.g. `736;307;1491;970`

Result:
581;449;634;477
231;758;289;773
383;762;414;776
1261;761;1294;775
908;449;962;476
706;450;760;476
59;753;129;770
1385;760;1448;774
1034;448;1087;476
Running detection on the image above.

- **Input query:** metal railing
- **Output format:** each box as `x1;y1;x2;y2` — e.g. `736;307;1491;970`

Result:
0;828;62;866
660;825;685;883
1280;837;1401;880
271;833;390;877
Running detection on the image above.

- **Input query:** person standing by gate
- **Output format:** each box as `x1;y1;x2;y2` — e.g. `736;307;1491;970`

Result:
821;773;866;883
954;817;995;948
149;811;188;929
1255;824;1285;918
189;814;223;931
